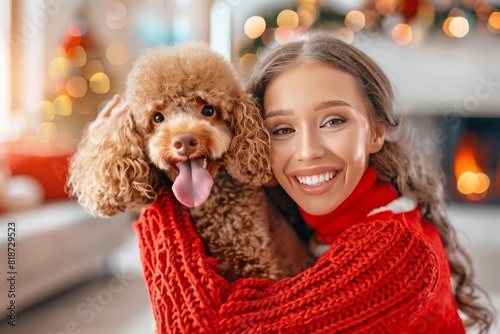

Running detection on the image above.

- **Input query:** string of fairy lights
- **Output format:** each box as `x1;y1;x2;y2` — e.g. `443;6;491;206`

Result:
238;0;500;74
34;2;131;145
31;0;499;144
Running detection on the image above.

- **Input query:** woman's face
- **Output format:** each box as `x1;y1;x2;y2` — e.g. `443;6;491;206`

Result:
263;62;385;215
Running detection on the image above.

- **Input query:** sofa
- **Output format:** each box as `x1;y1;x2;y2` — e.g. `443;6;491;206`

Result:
0;140;132;319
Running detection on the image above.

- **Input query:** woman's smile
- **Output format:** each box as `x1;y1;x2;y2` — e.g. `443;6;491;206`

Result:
296;170;337;186
290;167;340;195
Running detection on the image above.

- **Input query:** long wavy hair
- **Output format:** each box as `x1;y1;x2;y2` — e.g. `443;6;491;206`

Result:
246;32;495;332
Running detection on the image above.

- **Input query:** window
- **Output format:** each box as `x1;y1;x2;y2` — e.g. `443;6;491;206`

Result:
0;0;11;141
210;0;231;61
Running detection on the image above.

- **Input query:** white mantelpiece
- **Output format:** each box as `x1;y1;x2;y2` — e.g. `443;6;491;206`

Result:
354;33;500;117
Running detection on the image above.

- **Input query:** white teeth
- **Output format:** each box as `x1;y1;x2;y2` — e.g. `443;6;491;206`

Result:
296;171;337;186
176;159;207;169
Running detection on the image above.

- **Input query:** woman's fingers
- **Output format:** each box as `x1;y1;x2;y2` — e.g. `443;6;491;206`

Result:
110;101;129;118
99;94;121;118
87;94;127;133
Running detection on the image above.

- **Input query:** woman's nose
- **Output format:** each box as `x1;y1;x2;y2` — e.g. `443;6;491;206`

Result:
294;130;325;161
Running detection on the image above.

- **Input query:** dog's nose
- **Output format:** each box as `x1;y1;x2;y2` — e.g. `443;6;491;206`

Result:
172;133;200;157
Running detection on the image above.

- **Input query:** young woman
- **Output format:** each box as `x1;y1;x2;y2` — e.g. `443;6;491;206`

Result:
99;34;494;333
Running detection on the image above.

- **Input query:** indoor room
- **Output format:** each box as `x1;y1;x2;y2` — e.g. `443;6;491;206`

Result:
0;0;499;333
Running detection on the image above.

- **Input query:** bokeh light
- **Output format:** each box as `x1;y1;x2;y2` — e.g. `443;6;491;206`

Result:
36;122;58;144
66;76;88;98
488;12;500;33
336;27;355;43
106;41;130;65
345;10;366;32
275;26;294;45
457;171;490;200
261;28;277;47
239;53;257;74
107;1;127;21
66;45;87;67
297;4;317;27
37;100;56;121
48;57;70;81
67;23;82;38
475;4;492;21
53;95;72;116
375;0;397;16
392;23;413;45
83;60;104;80
443;16;469;38
89;72;111;94
244;16;266;39
106;1;128;29
277;10;299;28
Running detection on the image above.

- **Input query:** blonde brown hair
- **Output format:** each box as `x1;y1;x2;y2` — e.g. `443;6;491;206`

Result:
246;32;495;332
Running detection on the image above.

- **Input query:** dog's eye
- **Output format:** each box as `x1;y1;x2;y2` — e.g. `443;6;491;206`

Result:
154;112;164;123
201;105;214;117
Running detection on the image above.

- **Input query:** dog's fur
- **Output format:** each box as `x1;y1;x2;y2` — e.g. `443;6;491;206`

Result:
67;43;311;281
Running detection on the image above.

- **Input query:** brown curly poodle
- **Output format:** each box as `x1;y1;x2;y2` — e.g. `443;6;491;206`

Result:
67;42;311;281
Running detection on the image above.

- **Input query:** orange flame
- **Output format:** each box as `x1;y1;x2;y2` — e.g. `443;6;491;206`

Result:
454;132;490;201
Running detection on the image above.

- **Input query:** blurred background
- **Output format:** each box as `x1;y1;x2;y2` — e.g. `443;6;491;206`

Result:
0;0;499;333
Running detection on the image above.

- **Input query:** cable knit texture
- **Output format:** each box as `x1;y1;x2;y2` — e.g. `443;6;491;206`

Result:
134;169;465;333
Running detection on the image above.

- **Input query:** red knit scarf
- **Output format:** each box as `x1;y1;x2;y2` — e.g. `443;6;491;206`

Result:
299;166;399;243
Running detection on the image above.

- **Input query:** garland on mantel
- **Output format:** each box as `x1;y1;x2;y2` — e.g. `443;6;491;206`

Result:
239;0;499;58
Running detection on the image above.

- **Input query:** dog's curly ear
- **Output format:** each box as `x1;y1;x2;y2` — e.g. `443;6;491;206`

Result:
225;93;273;186
67;112;159;216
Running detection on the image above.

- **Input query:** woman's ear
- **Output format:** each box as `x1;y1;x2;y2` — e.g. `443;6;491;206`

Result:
67;112;159;216
225;93;273;185
369;123;386;154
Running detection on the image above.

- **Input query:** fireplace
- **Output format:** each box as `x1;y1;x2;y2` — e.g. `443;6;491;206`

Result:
441;116;500;203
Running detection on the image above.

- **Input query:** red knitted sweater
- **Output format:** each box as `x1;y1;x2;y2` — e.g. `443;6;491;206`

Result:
134;167;465;333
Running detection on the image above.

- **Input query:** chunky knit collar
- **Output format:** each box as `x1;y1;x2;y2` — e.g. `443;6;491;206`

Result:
299;166;399;243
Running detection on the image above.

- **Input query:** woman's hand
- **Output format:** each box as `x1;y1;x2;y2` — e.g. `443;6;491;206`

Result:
88;94;128;133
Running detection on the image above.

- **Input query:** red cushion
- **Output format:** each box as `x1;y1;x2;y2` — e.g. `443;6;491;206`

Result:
2;141;73;201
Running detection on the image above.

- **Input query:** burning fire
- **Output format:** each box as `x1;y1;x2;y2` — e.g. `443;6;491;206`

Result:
454;132;490;201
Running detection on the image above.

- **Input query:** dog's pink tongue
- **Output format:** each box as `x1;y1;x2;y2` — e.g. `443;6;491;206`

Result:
172;159;214;208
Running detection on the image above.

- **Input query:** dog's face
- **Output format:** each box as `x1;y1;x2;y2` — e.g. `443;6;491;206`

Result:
144;98;232;207
124;43;271;208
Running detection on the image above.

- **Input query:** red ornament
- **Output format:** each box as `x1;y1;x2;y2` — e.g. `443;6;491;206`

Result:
400;0;419;22
63;23;82;51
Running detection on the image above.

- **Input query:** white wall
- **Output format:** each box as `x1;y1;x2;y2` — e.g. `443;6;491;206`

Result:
354;33;500;117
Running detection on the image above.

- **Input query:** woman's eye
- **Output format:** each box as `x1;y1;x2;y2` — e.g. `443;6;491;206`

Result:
154;112;165;123
272;127;294;136
322;117;345;128
201;105;214;117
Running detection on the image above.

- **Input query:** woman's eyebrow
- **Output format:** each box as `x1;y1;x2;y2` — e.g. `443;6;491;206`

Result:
314;100;352;111
265;109;294;118
265;100;352;118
